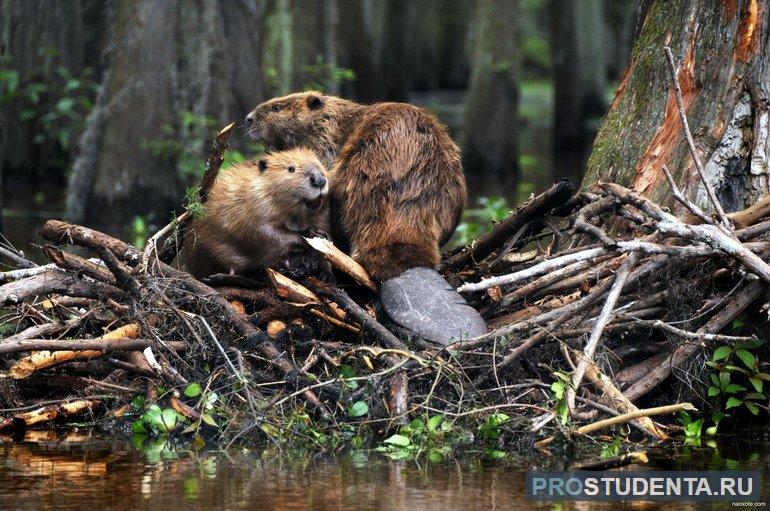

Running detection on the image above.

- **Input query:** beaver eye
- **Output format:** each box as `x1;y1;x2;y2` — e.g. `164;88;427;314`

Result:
287;165;296;173
271;104;282;112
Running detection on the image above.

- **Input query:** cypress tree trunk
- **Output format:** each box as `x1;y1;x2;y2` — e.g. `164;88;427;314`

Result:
583;0;770;215
462;0;520;198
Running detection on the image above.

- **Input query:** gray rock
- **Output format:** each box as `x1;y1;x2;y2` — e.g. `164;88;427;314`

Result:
380;267;487;346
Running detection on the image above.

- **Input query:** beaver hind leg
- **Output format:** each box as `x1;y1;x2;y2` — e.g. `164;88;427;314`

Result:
380;267;487;346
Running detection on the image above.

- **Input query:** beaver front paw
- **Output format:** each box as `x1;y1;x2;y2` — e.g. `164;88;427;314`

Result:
282;253;333;280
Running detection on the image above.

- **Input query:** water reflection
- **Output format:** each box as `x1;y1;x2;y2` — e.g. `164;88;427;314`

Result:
0;430;768;510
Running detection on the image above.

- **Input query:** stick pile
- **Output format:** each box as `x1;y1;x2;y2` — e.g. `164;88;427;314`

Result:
3;77;770;447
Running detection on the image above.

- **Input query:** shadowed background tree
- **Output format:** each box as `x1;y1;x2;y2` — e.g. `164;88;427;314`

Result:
1;0;644;247
462;0;520;198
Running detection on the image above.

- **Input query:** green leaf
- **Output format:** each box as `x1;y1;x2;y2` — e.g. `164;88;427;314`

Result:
724;384;747;394
712;346;732;361
132;420;147;434
735;349;757;370
384;434;411;447
743;392;765;401
184;383;202;398
159;408;181;432
427;414;444;432
428;450;444;463
705;426;717;437
725;397;743;409
555;399;569;425
348;401;369;418
749;378;763;393
200;413;218;427
709;373;720;387
55;97;75;113
707;386;720;397
551;380;565;399
745;401;760;415
484;448;508;459
131;396;146;409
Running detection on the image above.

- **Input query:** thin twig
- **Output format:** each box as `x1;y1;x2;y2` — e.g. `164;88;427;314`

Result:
663;46;731;231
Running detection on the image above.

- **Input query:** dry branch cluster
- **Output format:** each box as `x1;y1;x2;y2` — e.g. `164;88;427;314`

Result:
3;112;770;449
2;174;770;447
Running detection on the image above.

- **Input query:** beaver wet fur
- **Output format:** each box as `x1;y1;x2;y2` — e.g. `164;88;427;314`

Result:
183;148;331;278
246;92;467;282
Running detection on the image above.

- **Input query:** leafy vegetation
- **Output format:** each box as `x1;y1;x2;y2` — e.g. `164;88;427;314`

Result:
376;414;453;462
706;339;768;418
453;196;509;247
0;50;98;164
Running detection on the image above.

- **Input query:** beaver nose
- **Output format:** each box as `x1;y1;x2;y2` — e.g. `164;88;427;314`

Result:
310;171;326;189
245;113;255;125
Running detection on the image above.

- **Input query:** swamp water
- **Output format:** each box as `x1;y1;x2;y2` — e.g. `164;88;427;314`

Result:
0;431;768;510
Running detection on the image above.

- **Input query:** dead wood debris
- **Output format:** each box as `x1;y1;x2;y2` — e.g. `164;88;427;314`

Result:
3;122;770;454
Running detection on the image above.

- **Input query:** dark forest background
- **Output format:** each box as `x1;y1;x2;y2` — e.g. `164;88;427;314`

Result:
0;0;650;251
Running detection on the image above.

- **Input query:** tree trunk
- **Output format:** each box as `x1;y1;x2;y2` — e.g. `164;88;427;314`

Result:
65;0;181;226
380;0;409;101
551;0;608;184
462;0;520;198
338;0;380;101
66;0;268;227
583;0;770;216
0;0;93;182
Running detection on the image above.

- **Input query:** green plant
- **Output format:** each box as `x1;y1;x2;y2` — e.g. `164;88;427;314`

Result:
706;340;768;418
550;370;572;425
599;436;622;459
131;216;149;248
453;196;510;247
301;55;356;92
1;51;98;162
478;412;510;440
132;404;187;435
376;414;452;461
679;411;705;439
184;186;206;220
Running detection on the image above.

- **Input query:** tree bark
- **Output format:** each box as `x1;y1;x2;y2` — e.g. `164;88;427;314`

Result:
65;0;269;226
583;0;770;215
462;0;520;198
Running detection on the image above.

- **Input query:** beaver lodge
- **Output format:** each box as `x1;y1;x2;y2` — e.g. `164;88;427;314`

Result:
2;116;770;465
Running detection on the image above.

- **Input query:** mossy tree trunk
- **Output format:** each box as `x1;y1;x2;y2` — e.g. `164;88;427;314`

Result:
583;0;770;215
462;0;520;198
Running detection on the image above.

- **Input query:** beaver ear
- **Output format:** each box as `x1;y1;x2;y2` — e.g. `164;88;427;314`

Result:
258;159;268;172
306;94;324;110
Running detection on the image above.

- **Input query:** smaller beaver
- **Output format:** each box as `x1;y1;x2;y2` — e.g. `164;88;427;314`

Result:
183;148;330;278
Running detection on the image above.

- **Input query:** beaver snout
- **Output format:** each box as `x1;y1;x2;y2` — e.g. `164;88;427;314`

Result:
309;170;326;189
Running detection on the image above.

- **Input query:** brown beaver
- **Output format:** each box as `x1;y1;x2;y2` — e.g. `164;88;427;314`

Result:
245;93;487;346
183;148;330;278
245;91;467;282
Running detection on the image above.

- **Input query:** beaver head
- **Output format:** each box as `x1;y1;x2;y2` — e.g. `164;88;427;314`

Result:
245;92;363;166
254;148;329;214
